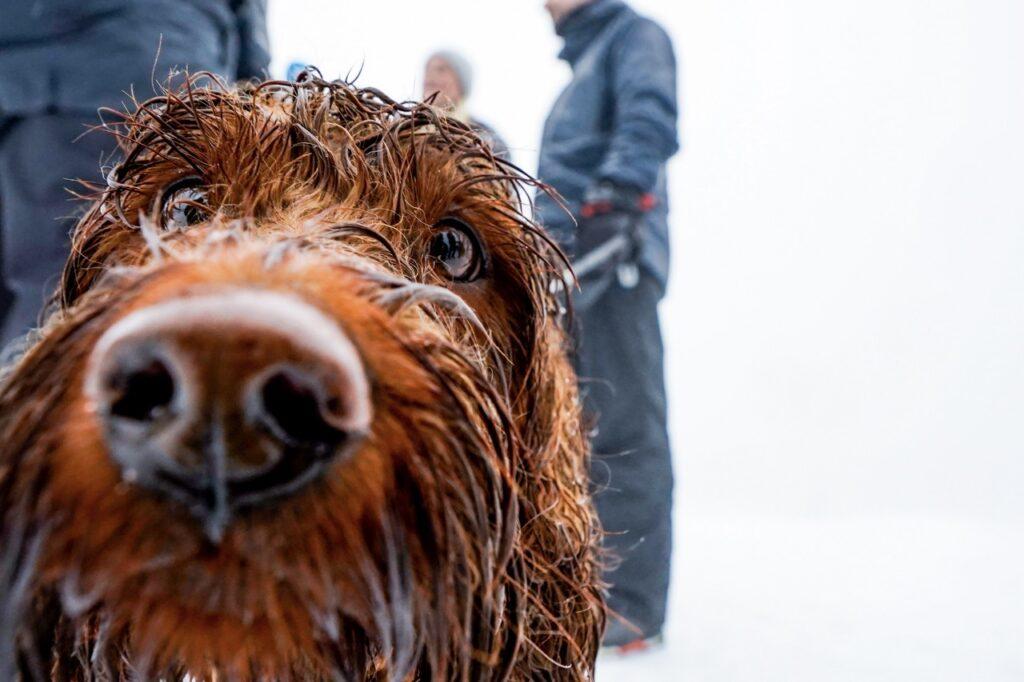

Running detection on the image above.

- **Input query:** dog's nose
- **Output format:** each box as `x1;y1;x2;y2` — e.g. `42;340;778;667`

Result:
86;290;371;540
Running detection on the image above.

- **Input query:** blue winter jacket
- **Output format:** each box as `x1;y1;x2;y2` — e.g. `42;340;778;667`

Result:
0;0;269;116
536;0;679;287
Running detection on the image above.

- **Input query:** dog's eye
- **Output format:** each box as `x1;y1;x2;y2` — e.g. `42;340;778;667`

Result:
158;177;211;230
428;218;485;282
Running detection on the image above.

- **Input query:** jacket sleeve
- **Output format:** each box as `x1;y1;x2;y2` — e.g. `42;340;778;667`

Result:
233;0;271;80
595;19;680;193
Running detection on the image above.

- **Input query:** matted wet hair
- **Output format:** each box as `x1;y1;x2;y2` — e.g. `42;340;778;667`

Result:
0;70;602;680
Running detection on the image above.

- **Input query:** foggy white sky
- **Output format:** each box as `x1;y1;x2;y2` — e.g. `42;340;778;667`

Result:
269;0;1024;521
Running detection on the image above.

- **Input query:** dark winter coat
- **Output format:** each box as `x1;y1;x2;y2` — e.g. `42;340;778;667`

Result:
536;0;679;287
470;116;510;161
0;0;270;117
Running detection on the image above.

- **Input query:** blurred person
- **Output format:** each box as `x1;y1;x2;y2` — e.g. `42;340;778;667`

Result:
537;0;680;653
423;49;510;159
0;0;270;347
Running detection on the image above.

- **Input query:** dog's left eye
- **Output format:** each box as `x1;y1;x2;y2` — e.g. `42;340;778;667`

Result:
158;176;211;230
429;218;485;282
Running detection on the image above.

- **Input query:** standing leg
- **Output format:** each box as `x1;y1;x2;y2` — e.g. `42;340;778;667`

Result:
0;113;111;347
0;117;15;326
575;274;674;644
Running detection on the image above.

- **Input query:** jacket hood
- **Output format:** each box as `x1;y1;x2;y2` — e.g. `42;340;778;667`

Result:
556;0;629;66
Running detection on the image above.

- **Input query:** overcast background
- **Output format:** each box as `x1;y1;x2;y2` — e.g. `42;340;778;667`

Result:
269;1;1023;679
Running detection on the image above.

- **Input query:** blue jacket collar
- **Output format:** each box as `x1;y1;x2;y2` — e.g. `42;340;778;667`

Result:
556;0;629;66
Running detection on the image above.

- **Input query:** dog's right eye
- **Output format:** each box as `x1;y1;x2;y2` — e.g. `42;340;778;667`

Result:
158;177;211;230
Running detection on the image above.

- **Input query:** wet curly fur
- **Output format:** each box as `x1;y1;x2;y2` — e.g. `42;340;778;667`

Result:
0;72;602;680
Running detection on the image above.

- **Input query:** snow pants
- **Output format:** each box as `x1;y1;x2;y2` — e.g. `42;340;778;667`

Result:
574;272;674;642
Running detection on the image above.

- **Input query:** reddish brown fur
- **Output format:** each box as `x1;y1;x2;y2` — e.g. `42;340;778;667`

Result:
0;72;602;680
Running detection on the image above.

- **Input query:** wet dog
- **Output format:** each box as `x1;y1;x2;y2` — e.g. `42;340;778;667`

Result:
0;73;602;680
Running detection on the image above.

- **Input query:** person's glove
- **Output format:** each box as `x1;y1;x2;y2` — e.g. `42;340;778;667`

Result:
572;182;656;294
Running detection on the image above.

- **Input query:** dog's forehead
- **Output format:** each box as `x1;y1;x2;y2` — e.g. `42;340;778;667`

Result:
253;90;295;122
57;77;560;311
119;82;499;204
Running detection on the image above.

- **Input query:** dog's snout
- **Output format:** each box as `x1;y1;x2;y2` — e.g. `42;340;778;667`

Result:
87;290;371;540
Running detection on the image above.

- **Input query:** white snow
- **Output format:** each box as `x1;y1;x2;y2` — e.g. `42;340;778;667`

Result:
596;515;1024;681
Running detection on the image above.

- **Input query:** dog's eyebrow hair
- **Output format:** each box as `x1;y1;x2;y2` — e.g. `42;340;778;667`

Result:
377;280;482;320
322;223;401;265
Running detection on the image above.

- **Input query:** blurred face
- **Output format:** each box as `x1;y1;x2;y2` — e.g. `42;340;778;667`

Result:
544;0;592;26
423;56;463;109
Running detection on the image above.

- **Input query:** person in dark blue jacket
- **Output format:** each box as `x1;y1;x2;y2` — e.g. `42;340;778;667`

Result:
538;0;680;650
0;0;270;347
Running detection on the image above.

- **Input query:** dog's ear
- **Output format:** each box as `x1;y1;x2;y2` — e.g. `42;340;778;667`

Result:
0;327;75;678
507;273;605;674
0;459;47;681
0;292;120;678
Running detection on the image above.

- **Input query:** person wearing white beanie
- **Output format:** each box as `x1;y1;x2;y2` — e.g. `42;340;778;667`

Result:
423;50;510;159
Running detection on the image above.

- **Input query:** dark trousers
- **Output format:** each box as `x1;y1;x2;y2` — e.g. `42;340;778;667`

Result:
574;273;674;640
0;113;111;346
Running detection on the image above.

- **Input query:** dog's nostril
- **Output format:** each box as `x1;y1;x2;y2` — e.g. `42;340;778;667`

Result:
257;368;346;451
108;357;176;422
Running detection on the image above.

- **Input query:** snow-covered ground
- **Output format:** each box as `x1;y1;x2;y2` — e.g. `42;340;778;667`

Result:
597;515;1024;681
